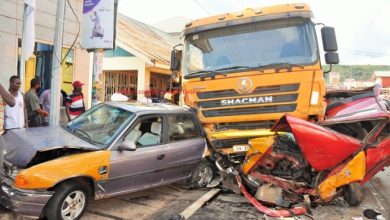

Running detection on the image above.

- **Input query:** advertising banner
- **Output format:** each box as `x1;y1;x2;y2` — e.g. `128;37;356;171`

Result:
81;0;115;49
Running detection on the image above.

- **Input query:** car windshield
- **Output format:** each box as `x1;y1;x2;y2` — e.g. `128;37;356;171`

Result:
183;18;318;76
64;104;134;148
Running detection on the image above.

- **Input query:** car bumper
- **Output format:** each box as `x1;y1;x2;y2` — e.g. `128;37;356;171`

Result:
0;178;53;218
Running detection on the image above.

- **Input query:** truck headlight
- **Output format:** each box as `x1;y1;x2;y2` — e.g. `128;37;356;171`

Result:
310;91;319;105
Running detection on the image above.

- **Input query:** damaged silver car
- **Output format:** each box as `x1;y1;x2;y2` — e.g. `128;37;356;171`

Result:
0;102;213;219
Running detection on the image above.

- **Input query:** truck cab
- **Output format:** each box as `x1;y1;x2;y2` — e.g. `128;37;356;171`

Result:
171;3;339;159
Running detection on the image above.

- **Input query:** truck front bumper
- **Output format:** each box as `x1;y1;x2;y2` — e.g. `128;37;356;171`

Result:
0;178;53;218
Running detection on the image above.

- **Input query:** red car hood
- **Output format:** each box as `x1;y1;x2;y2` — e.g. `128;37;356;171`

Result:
272;114;361;171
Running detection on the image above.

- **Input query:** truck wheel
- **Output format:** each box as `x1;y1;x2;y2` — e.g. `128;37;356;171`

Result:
45;181;90;220
188;161;214;189
343;182;363;206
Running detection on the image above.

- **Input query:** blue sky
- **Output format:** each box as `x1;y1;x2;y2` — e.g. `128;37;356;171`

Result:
118;0;390;65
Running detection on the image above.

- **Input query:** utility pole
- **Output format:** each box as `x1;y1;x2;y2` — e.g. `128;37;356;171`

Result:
19;5;27;92
49;0;66;127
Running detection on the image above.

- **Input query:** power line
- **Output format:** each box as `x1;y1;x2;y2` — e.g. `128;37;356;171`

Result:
341;48;390;57
192;0;212;16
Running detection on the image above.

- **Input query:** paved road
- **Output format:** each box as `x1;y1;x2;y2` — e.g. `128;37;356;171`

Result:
1;169;389;220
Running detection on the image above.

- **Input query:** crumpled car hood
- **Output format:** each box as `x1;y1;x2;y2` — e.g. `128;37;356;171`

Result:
2;127;99;167
272;114;361;171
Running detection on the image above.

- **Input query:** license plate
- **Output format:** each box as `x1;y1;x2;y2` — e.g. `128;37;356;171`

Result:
233;145;250;152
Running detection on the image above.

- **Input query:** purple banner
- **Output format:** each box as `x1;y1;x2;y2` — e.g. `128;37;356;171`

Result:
83;0;101;13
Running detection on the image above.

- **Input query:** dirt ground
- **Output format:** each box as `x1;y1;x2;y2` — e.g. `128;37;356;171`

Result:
1;169;389;220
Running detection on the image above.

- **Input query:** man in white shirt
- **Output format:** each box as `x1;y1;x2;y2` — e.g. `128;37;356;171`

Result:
4;76;27;129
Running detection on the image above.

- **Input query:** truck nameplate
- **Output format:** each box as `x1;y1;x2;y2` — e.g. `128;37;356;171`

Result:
221;96;273;106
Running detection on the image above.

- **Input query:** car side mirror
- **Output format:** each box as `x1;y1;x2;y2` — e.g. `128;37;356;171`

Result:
117;140;137;151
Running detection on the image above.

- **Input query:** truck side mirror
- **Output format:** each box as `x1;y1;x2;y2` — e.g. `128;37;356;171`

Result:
321;27;338;52
325;52;339;64
170;49;182;71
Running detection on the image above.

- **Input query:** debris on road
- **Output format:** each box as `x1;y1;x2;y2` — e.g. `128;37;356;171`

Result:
178;188;221;219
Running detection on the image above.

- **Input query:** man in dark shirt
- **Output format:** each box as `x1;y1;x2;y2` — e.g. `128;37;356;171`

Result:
25;78;48;127
65;81;86;121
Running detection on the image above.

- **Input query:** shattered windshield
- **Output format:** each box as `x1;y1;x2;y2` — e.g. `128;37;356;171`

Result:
183;18;318;76
65;104;134;148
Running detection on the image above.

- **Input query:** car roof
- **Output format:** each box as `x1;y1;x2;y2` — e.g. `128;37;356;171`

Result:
106;101;192;114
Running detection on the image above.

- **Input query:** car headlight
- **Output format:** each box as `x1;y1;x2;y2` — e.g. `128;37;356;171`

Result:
2;161;21;179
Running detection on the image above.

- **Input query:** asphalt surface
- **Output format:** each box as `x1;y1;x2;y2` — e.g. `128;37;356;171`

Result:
1;169;389;220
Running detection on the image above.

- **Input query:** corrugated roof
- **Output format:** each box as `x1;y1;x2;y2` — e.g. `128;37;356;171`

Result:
374;71;390;77
117;14;180;67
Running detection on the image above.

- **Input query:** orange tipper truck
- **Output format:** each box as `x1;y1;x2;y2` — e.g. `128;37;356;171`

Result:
170;3;340;162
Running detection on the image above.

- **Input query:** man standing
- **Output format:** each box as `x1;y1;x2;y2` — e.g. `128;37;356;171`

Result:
65;81;86;121
0;82;15;164
39;89;63;126
25;78;48;127
4;76;27;129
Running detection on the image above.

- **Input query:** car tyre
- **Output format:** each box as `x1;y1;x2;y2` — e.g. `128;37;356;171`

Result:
343;182;363;206
45;181;90;220
188;160;214;189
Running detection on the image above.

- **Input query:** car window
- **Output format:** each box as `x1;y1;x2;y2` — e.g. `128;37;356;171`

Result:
65;104;134;148
123;116;163;147
168;114;199;142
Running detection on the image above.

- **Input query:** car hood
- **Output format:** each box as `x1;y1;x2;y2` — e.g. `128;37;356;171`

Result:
2;127;99;167
272;114;361;171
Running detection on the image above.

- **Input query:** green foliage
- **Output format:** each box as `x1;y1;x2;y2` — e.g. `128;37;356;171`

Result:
324;65;390;81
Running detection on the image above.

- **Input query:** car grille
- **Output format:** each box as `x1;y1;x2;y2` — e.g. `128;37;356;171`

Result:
202;104;297;117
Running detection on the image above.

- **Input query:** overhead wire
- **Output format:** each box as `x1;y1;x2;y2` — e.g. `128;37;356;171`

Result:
340;48;390;57
192;0;212;16
61;0;80;65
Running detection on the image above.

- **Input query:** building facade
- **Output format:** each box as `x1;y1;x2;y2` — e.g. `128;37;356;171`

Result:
0;0;91;106
102;14;179;102
372;71;390;88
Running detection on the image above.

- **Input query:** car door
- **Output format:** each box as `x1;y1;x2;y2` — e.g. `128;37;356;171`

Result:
105;115;169;196
163;113;206;182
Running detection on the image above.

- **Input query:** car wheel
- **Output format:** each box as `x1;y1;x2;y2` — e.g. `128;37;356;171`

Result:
188;161;214;189
343;182;363;206
45;181;90;220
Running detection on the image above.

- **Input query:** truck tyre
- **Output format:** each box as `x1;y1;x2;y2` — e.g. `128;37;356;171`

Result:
45;181;90;220
343;182;363;206
188;160;214;189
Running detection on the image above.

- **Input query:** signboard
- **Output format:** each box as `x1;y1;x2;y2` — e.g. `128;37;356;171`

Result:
81;0;115;49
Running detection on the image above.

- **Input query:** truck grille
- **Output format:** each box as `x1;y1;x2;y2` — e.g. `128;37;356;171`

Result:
202;104;297;117
197;84;299;99
196;83;299;118
211;138;249;149
216;120;276;130
198;94;298;108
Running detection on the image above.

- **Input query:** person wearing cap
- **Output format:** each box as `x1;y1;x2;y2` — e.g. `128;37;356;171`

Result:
65;81;86;121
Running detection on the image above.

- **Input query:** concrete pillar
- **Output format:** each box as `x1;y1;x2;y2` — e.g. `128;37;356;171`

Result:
137;66;150;101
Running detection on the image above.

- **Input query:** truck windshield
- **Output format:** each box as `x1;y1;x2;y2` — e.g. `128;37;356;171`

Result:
183;18;318;77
